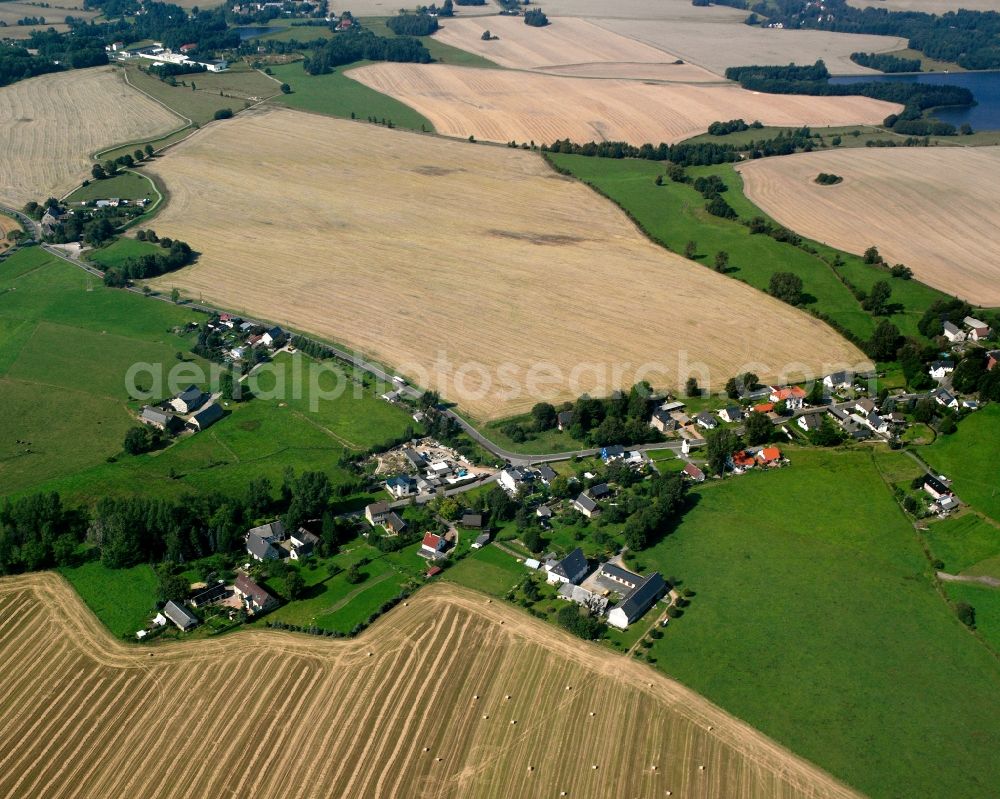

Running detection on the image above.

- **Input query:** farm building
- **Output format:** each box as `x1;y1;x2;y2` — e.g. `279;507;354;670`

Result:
942;321;966;343
248;520;285;541
402;447;426;469
383;512;407;535
682;462;705;482
964;316;992;341
460;512;483;529
190;403;224;431
140;405;183;433
922;474;952;500
234;573;278;615
170;384;207;414
163;600;199;631
556;410;573;430
246;534;279;561
599;562;642;591
546;547;589;585
471;532;491;549
557;583;608;615
607;572;667;630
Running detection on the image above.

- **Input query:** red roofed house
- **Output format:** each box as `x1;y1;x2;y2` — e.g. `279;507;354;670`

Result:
425;565;443;578
179;43;197;53
732;450;755;469
753;402;774;414
987;350;1000;371
420;533;447;559
682;462;705;482
768;386;806;410
234;573;278;615
757;447;782;466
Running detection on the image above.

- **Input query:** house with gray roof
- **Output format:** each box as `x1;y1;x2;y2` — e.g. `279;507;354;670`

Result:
171;384;207;414
140;405;183;433
572;492;600;518
599;563;642;591
607;572;666;630
234;573;278;615
290;528;319;560
536;464;557;484
248;520;285;541
546;547;589;585
247;534;279;561
695;411;718;430
163;600;199;631
556;410;573;430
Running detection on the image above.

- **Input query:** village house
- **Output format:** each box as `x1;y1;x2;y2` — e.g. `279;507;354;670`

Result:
718;406;743;423
599;562;642;592
189;582;228;608
536;464;557;485
556;410;574;431
383;512;407;535
261;326;285;348
402;447;426;470
247;534;279;561
769;386;806;410
546;547;589;585
536;505;552;520
942;321;966;343
572;492;600;518
756;447;782;466
163;600;199;631
753;401;775;415
607;572;667;630
933;387;959;409
190;403;224;431
385;475;417;499
650;409;680;434
459;512;483;529
854;398;876;417
498;467;533;495
682;462;705;482
365;501;390;527
600;445;626;462
797;413;823;433
963;316;992;341
420;532;447;560
823;371;853;392
987;350;1000;371
928;360;954;382
290;528;319;560
695;411;718;430
234;573;278;615
867;413;891;435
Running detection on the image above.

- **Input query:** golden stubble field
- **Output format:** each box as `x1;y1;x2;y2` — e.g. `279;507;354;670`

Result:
0;66;181;207
147;109;865;419
736;147;1000;306
846;0;1000;11
432;16;721;82
0;1;99;38
346;63;900;147
0;573;864;799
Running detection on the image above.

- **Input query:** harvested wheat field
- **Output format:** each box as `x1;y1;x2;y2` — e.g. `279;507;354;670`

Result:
0;573;863;799
0;214;21;252
592;18;906;77
737;147;1000;306
433;16;720;82
147;109;865;419
346;63;899;147
846;0;1000;11
0;66;181;207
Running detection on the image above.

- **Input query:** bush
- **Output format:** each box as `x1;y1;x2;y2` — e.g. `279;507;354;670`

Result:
955;601;976;628
524;8;549;26
385;12;439;36
815;172;842;185
213;108;234;120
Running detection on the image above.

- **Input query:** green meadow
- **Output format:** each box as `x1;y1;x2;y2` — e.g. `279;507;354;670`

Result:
59;560;159;638
923;404;1000;523
635;448;1000;799
547;154;949;343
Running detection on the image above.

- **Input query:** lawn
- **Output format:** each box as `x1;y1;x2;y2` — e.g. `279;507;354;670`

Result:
86;237;164;269
634;447;1000;799
269;61;433;131
66;171;157;205
59;560;158;639
547;154;949;343
923;514;1000;578
482;412;585;455
443;543;524;596
923;404;1000;523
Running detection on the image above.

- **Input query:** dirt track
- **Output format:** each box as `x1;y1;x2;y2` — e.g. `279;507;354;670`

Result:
0;571;864;799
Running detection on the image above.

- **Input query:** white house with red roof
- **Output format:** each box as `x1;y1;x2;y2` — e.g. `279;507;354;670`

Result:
768;386;806;410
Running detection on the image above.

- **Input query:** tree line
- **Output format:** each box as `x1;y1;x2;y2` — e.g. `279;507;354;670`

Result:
850;51;921;73
102;239;196;286
304;28;431;73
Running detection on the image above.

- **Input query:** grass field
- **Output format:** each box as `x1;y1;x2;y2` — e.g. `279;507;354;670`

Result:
546;153;951;343
347;62;900;146
0;66;181;207
737;148;1000;306
0;572;867;799
941;581;1000;655
0;248;416;502
634;447;1000;799
923;404;1000;523
268;61;433;131
58;560;158;638
66;171;157;205
923;515;1000;579
145;108;864;419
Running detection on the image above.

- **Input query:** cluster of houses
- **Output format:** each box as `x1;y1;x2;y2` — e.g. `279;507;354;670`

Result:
149;568;279;636
380;440;489;500
140;384;224;435
106;41;228;72
525;548;668;630
207;314;288;368
941;316;993;345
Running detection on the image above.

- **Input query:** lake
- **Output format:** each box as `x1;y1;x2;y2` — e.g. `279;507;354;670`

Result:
831;70;1000;131
233;25;282;40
